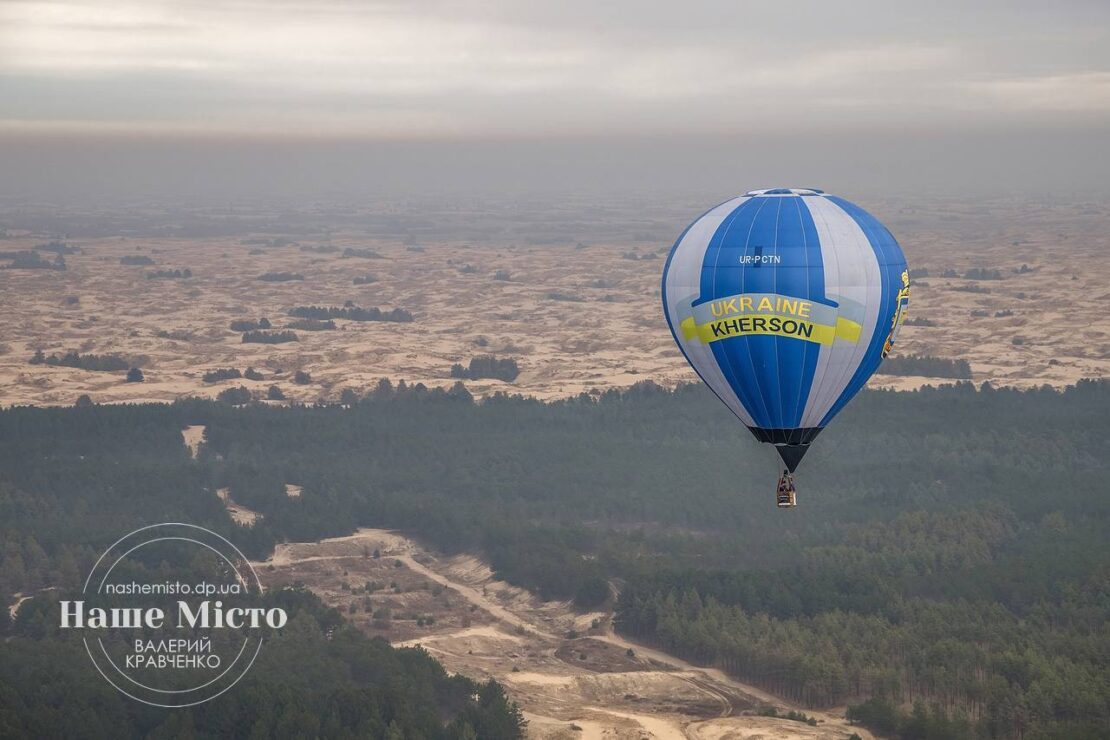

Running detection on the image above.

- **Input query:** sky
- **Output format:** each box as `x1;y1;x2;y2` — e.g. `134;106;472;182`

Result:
1;0;1108;199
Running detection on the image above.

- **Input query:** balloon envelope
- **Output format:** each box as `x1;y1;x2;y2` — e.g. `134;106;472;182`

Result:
661;188;909;471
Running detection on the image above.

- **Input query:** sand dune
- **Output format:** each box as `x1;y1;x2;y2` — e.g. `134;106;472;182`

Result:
1;198;1106;407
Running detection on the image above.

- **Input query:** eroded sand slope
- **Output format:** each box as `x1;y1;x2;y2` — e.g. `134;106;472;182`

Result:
257;527;872;740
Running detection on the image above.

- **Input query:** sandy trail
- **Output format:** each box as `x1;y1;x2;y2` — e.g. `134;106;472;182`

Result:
395;552;555;641
591;632;788;712
181;425;206;458
8;593;34;620
215;487;259;526
7;587;57;620
585;707;686;739
257;527;872;740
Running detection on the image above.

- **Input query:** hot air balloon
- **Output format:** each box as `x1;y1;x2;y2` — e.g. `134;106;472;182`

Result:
661;188;909;507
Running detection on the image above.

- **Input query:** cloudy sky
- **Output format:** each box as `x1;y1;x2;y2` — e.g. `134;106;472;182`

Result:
1;1;1107;199
3;0;1108;137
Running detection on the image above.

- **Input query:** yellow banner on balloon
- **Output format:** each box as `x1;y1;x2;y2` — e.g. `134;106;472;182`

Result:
681;313;861;346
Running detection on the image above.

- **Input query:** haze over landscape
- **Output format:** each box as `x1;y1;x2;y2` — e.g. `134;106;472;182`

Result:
2;0;1109;201
1;2;1108;740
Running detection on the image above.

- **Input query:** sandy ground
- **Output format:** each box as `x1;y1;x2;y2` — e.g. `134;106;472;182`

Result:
1;205;1107;407
254;523;873;740
215;487;259;526
8;593;34;620
8;587;56;620
182;424;205;458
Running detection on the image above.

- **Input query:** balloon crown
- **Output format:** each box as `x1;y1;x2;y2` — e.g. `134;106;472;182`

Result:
744;188;826;196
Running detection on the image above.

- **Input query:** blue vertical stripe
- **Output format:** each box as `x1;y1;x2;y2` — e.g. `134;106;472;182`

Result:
818;196;906;426
694;194;826;430
698;198;771;426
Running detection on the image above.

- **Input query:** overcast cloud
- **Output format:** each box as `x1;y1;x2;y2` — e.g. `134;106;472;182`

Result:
1;1;1108;201
2;0;1108;136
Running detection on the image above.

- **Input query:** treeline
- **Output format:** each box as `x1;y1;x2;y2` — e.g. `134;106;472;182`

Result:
879;354;973;379
451;356;521;382
217;386;253;405
1;582;524;738
242;330;298;344
203;367;265;383
342;248;384;259
119;255;154;265
230;317;272;331
965;268;1004;280
849;699;976;740
0;380;1107;738
241;237;295;248
937;268;1006;280
30;350;129;372
34;241;79;255
257;271;303;281
615;511;1108;719
146;268;191;279
287;318;337;331
2;251;66;270
289;305;414;323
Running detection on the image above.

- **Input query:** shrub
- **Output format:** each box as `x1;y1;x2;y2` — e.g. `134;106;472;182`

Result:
230;318;271;332
951;284;991;294
146;269;191;279
965;267;1003;280
31;351;129;372
217;386;252;405
34;241;78;255
242;330;297;344
4;252;66;270
342;248;384;259
450;356;520;382
203;368;241;383
879;354;972;379
288;305;413;323
286;319;336;331
546;291;584;302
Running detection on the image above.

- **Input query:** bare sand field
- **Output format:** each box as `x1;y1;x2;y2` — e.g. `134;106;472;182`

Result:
2;196;1107;407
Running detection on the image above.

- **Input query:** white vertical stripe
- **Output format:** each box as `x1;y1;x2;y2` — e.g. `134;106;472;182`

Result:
798;196;882;428
664;197;756;427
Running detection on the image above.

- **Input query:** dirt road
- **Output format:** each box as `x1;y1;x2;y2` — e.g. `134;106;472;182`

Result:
257;528;872;740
